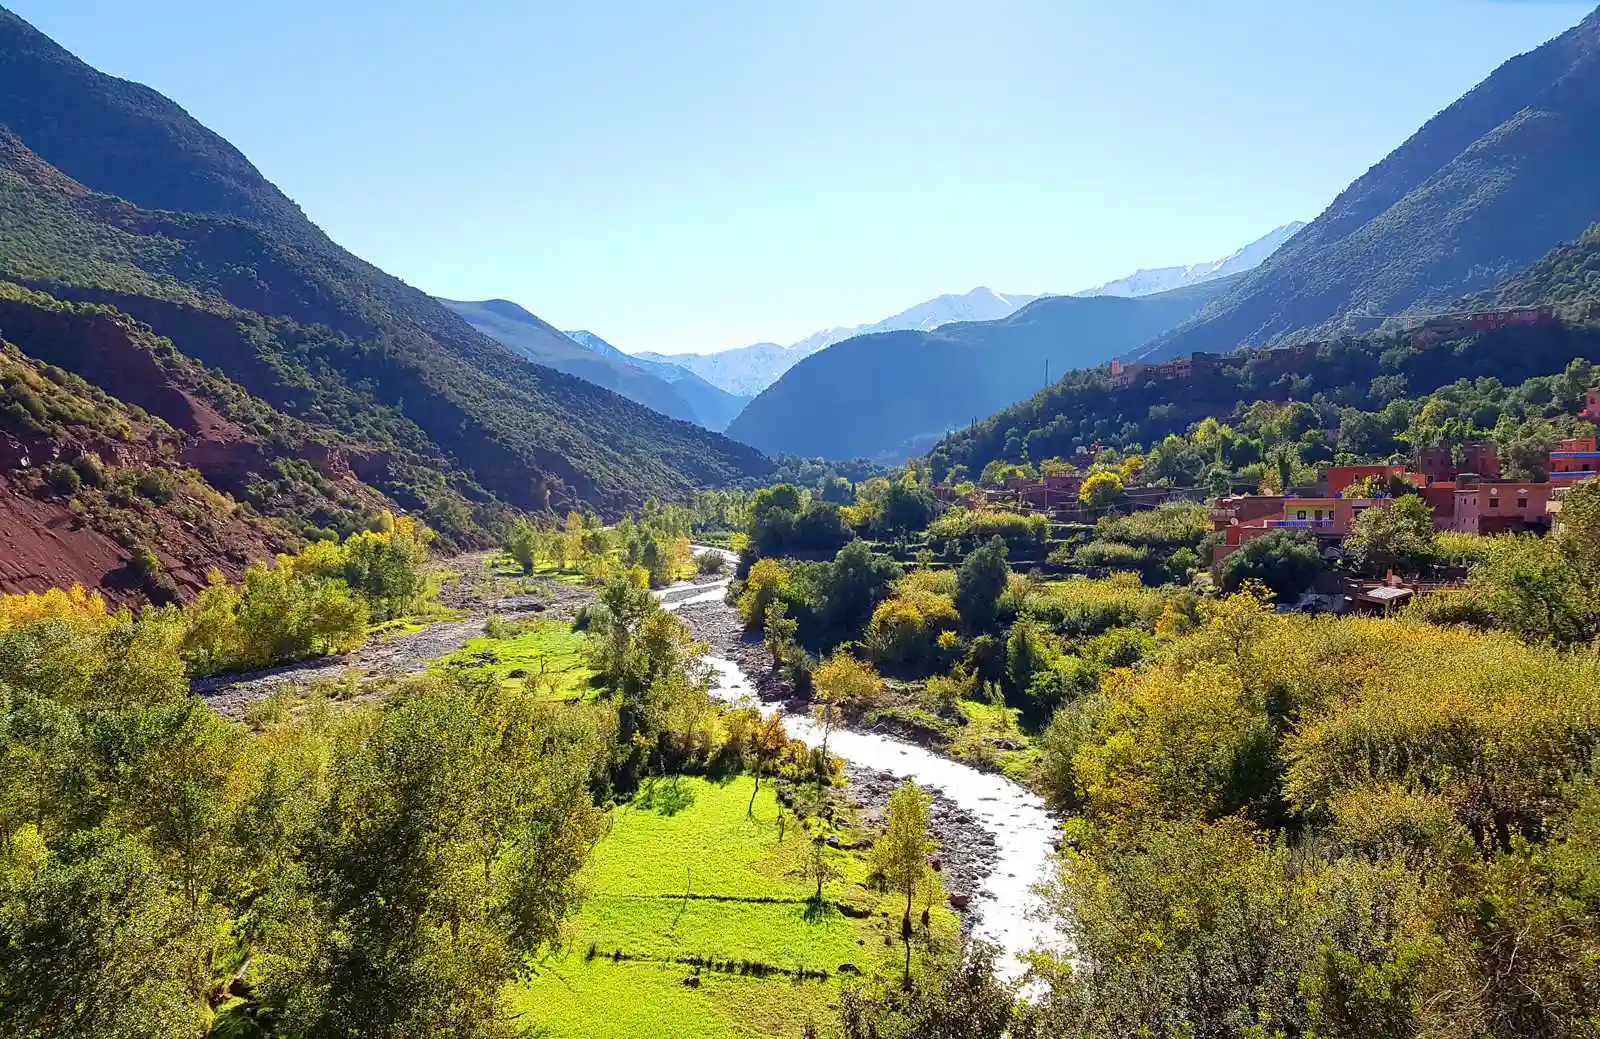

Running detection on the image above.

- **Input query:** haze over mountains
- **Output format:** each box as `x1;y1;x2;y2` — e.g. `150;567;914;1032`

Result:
639;228;1303;399
438;298;747;431
726;277;1238;462
1073;222;1306;299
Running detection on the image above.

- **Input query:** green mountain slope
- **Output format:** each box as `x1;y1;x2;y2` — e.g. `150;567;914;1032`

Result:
726;278;1236;462
1133;7;1600;362
931;315;1600;480
438;302;748;431
1487;222;1600;309
0;8;768;527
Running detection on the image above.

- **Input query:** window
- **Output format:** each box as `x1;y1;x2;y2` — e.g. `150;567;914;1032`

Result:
1518;497;1529;509
1296;510;1306;520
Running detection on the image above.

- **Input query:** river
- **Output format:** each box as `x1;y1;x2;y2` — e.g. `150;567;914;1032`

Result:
660;559;1063;979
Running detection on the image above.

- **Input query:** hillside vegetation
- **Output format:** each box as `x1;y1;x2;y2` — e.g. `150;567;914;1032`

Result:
934;312;1600;479
0;8;768;592
728;277;1236;462
1134;7;1600;360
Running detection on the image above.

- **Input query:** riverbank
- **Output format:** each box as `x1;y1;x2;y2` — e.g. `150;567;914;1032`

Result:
660;568;1061;976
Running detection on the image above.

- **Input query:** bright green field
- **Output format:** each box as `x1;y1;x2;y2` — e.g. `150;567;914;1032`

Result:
512;776;957;1039
431;620;596;700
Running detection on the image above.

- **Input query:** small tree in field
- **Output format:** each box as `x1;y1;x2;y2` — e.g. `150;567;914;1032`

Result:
872;780;937;985
798;835;844;904
748;713;789;817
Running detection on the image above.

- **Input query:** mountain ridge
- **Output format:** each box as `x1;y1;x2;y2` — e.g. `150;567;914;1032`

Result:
0;4;769;578
725;276;1238;462
1131;7;1600;362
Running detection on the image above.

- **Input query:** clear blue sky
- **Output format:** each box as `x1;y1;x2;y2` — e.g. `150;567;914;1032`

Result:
10;1;1594;354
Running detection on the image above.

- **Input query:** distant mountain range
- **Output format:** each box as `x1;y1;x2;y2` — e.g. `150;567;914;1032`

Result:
437;299;747;431
640;230;1301;398
725;277;1238;462
1073;223;1306;299
1132;6;1600;363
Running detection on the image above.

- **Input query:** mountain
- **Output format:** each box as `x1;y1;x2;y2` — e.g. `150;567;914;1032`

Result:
1132;8;1600;363
438;298;699;424
1486;222;1600;310
640;288;1043;397
563;329;749;431
638;341;801;398
929;313;1600;481
1073;223;1305;298
725;278;1236;462
0;6;768;596
642;228;1304;399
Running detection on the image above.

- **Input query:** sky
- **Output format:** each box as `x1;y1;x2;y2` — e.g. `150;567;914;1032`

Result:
10;1;1596;355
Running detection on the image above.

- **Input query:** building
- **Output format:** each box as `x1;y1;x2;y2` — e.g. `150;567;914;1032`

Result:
1551;436;1600;485
1325;464;1422;497
1450;480;1553;535
1415;442;1500;483
1581;388;1600;422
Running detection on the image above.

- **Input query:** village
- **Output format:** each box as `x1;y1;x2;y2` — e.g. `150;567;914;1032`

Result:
931;384;1600;613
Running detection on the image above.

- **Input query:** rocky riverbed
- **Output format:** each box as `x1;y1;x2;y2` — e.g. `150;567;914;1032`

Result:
196;555;595;719
665;588;1016;940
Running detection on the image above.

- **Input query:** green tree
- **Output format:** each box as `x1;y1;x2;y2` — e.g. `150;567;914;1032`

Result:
1220;529;1321;601
822;541;901;638
839;944;1016;1038
763;601;798;670
0;828;208;1039
955;536;1009;632
1343;495;1437;577
871;780;937;985
284;675;607;1038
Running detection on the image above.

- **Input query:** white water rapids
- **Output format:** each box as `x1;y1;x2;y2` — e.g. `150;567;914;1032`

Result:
659;560;1063;979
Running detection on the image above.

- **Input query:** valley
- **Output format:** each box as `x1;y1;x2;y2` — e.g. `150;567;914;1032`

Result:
4;4;1600;1039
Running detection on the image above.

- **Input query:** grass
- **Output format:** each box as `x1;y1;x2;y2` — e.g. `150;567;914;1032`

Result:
431;619;596;700
512;776;958;1039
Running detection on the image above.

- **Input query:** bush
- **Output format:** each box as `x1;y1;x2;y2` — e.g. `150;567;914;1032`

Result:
696;550;727;576
40;462;80;495
1074;540;1149;573
1219;529;1321;602
134;469;176;505
69;453;106;488
927;508;1050;554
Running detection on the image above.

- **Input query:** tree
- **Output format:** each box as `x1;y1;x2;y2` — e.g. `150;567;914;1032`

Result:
955;536;1009;632
1080;470;1126;509
1219;529;1321;602
822;541;901;637
1343;495;1436;577
798;835;844;904
763;601;797;670
871;780;937;985
287;675;607;1037
839;944;1016;1038
813;651;882;755
0;828;208;1039
504;516;544;574
748;714;790;817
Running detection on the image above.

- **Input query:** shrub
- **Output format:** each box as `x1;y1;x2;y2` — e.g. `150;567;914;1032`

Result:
134;469;176;505
40;462;80;495
1074;540;1149;573
865;590;959;670
927;508;1050;553
1219;529;1321;601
